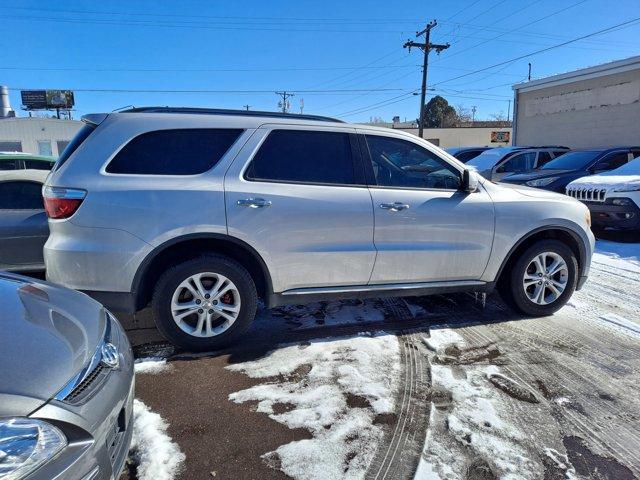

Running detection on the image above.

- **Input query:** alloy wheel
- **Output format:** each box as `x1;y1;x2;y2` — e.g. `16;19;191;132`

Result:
170;272;241;337
522;252;568;306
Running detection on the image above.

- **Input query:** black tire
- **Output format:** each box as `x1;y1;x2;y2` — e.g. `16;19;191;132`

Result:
152;254;257;351
500;239;578;317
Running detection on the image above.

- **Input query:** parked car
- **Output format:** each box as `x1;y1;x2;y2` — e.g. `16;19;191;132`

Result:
0;272;134;480
0;152;56;171
0;169;49;271
444;146;491;163
566;158;640;230
466;146;569;181
43;107;594;350
502;147;640;193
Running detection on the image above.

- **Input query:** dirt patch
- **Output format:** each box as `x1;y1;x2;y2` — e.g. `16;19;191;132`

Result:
563;435;635;480
271;402;296;415
488;374;539;404
427;388;453;409
435;344;501;365
466;457;497;480
345;393;371;409
373;413;398;426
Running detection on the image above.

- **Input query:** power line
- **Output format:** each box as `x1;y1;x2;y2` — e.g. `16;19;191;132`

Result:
8;87;405;94
436;0;587;63
1;14;411;33
2;5;419;24
432;16;640;88
0;64;419;73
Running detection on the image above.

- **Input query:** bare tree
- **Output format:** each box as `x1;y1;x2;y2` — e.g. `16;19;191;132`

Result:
489;111;507;122
455;104;472;123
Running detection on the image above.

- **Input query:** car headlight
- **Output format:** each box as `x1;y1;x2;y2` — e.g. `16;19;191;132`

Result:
0;418;66;479
526;177;558;187
613;182;640;192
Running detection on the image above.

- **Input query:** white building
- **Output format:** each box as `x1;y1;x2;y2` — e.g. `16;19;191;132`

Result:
0;117;83;156
512;55;640;148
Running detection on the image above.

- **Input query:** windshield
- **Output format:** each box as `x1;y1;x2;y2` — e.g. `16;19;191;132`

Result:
540;150;600;170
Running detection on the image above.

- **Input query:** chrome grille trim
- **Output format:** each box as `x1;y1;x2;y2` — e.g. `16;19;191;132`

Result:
566;187;607;202
53;310;118;405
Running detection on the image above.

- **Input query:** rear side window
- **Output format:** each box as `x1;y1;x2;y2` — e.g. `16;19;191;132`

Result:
0;160;19;171
24;160;54;170
107;129;243;175
245;130;355;185
54;124;96;172
0;181;44;209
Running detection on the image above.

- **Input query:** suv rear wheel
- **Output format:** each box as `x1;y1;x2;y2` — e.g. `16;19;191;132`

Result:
501;239;578;316
152;255;257;351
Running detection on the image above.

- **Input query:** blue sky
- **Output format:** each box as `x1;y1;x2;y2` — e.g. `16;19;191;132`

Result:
1;0;639;122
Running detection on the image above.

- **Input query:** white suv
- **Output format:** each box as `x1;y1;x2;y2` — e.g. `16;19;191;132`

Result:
43;108;594;350
567;158;640;230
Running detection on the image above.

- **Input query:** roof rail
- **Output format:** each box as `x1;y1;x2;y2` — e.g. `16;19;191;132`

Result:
119;107;345;123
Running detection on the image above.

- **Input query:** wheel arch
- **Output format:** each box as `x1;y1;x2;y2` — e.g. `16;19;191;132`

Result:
132;233;273;311
494;226;587;287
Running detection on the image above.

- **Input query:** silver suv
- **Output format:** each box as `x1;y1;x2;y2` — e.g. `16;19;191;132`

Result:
43;107;595;350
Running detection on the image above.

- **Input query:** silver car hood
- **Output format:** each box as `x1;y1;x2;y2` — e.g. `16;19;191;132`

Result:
0;274;106;416
493;181;569;201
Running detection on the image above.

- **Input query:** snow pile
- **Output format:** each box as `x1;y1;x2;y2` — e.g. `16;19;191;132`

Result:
227;333;400;479
129;399;185;480
134;357;173;375
415;329;537;479
594;241;640;271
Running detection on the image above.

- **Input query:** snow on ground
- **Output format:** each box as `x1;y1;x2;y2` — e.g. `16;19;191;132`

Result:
593;240;640;271
415;329;538;480
134;357;173;374
226;332;400;480
129;399;185;480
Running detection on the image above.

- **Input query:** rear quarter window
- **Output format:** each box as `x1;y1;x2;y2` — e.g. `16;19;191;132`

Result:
106;129;243;175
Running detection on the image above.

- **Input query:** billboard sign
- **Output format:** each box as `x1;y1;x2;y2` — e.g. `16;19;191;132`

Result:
491;131;510;143
21;90;75;110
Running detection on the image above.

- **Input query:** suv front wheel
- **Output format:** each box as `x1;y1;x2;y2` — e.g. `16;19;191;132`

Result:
152;255;257;351
501;239;578;316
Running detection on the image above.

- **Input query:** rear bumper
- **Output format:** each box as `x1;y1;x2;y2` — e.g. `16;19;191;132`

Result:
44;222;151;294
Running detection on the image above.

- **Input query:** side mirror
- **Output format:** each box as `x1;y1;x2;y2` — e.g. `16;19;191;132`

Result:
462;169;479;193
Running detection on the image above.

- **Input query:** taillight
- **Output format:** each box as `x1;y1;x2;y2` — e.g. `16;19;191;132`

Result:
43;186;87;219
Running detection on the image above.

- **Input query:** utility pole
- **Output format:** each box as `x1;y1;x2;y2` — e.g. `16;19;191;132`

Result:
471;105;477;123
243;104;251;111
507;99;511;122
275;91;294;114
404;20;449;138
528;62;532;81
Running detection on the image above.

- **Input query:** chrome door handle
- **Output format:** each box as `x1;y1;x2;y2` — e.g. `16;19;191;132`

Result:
237;198;272;208
380;202;409;212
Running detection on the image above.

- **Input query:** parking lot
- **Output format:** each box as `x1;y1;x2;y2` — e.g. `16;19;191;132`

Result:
121;231;640;480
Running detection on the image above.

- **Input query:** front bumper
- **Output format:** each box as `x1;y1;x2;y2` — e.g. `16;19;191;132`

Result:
585;199;640;229
27;315;135;480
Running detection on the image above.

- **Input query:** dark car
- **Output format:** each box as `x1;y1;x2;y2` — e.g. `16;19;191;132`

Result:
467;145;569;181
445;146;491;163
502;147;640;193
0;169;49;271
